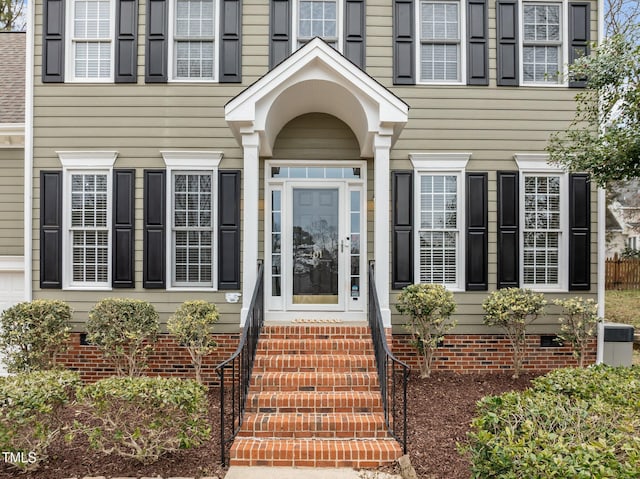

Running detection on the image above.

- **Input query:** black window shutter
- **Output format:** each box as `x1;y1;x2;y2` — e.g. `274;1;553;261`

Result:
393;0;415;85
269;0;291;69
466;173;488;290
219;0;242;82
344;0;365;69
392;171;414;289
42;0;65;83
113;169;135;288
145;0;168;82
115;0;138;83
497;171;519;288
40;171;63;288
143;170;166;288
568;2;590;88
218;170;241;290
467;0;488;85
497;0;519;86
569;173;591;290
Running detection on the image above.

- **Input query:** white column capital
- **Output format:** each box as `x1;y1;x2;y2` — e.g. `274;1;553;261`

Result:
241;131;260;149
373;132;393;150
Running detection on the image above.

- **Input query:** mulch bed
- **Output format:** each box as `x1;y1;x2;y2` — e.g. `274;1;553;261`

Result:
400;371;539;479
1;372;538;479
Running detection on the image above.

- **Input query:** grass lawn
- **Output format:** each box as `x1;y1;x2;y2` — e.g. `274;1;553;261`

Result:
605;289;640;365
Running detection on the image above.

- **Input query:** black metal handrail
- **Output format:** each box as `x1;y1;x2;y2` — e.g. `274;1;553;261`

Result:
368;261;409;454
216;261;264;466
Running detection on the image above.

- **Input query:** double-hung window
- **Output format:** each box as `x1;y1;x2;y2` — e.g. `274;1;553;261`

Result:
59;151;117;289
516;154;568;290
411;154;468;290
70;0;114;80
163;151;221;290
419;0;462;83
522;174;562;286
172;0;216;80
171;172;214;286
522;2;563;84
296;0;339;49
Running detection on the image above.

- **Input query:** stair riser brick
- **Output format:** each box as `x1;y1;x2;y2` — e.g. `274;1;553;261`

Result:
229;439;402;468
258;339;373;355
253;355;376;373
250;373;379;392
262;326;371;341
238;415;389;439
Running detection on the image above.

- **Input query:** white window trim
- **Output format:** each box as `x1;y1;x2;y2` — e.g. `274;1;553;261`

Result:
292;0;344;53
515;153;569;291
65;0;117;82
59;151;117;290
161;151;222;290
518;0;570;87
410;153;469;291
167;0;220;82
415;0;467;85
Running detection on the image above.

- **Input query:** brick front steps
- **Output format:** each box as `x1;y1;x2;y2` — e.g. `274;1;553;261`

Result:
229;325;403;468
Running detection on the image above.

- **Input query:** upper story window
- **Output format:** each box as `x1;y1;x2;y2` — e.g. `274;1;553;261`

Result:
172;0;217;80
295;0;341;50
69;0;114;81
419;0;462;83
522;2;563;84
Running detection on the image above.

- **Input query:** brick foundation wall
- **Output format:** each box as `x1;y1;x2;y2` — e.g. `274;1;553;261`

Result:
56;331;597;383
392;334;597;373
57;333;240;385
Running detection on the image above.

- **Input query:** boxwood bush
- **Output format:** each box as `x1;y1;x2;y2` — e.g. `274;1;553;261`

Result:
0;370;81;470
73;376;211;464
465;365;640;478
0;300;72;373
87;298;159;376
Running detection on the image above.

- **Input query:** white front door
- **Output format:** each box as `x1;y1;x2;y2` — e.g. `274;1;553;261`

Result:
265;162;366;321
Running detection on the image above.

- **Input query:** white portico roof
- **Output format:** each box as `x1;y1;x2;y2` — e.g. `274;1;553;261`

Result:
225;37;409;157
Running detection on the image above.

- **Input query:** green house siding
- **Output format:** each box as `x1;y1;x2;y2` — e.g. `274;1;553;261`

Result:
31;0;601;332
0;148;24;256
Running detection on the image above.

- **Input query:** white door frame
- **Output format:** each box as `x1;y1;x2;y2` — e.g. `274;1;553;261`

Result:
264;160;367;322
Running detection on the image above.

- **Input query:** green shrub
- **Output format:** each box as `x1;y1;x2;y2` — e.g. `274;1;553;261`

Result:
0;300;72;373
0;370;81;471
553;297;600;368
396;283;457;378
482;288;546;378
87;298;159;376
167;300;219;384
73;376;211;464
464;366;640;478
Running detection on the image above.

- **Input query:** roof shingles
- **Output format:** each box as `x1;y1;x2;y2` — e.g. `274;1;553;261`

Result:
0;32;26;124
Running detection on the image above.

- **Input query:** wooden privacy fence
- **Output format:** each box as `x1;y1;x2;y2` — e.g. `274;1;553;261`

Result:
606;255;640;290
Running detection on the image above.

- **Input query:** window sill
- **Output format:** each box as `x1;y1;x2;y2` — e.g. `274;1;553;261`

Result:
168;79;218;83
167;286;219;292
416;81;465;87
520;82;569;88
63;286;112;291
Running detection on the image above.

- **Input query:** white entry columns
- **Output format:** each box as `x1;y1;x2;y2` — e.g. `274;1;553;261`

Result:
241;131;260;323
374;130;393;326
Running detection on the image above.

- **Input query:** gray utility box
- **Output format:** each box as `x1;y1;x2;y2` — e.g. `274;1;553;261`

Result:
603;323;635;367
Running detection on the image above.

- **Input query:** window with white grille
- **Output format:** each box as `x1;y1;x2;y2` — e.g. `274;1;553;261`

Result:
172;172;214;286
522;175;561;285
418;174;460;285
173;0;216;79
419;0;461;82
72;0;113;79
522;2;562;84
297;0;338;47
70;173;110;285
